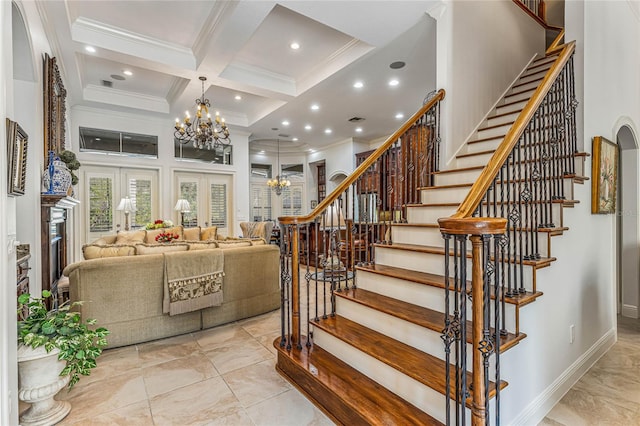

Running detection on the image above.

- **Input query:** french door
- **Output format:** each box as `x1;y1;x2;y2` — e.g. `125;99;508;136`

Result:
82;166;158;243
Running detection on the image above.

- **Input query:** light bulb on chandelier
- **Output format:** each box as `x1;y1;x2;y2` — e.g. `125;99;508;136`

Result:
174;76;231;150
267;138;291;196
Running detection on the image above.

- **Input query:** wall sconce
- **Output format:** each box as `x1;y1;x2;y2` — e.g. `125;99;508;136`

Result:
116;196;136;231
174;199;191;226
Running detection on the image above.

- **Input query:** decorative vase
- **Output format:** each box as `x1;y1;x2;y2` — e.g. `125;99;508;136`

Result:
17;345;71;426
42;151;72;195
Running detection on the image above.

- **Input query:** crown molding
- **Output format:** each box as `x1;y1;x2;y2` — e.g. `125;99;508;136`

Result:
72;17;197;70
83;84;169;113
191;1;238;67
220;62;296;97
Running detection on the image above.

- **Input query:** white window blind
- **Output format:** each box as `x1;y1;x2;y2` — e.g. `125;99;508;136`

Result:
281;184;303;217
89;177;113;232
251;184;272;222
209;183;227;227
129;178;152;228
180;181;199;226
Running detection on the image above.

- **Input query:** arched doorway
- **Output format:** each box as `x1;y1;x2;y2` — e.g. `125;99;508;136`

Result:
616;123;639;318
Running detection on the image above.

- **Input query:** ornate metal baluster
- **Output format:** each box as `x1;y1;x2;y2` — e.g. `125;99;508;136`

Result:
442;233;453;426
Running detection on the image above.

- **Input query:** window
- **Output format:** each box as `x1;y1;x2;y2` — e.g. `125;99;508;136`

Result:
251;185;272;222
128;177;152;229
209;183;227;227
175;140;232;165
281;163;303;180
79;127;158;158
179;182;199;227
88;177;113;232
251;163;272;179
281;184;303;216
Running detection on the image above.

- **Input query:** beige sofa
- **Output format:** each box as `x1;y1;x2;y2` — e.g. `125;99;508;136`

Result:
63;228;280;348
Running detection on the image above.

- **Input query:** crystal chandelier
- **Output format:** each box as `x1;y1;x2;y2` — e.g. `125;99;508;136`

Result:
267;139;291;196
174;76;230;149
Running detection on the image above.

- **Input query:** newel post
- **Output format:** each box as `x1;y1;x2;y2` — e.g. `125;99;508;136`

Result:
438;217;507;426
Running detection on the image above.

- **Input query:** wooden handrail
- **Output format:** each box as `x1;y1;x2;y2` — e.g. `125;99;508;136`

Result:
546;29;565;54
512;0;562;31
451;41;575;220
278;89;446;225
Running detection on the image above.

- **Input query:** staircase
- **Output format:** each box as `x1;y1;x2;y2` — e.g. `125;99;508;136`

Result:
275;38;581;425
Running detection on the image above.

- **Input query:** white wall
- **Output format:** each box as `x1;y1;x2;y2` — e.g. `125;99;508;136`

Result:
432;0;545;164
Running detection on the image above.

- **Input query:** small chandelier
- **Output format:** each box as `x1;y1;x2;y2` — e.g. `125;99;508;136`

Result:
267;139;291;196
174;76;230;150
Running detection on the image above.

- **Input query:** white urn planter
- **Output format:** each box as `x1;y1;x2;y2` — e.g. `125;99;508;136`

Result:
17;345;71;426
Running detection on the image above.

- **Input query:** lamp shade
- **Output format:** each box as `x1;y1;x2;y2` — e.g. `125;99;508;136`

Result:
319;204;346;230
116;197;136;212
174;199;191;213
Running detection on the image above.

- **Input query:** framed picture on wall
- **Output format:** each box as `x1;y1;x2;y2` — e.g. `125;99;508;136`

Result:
591;136;618;214
6;118;29;196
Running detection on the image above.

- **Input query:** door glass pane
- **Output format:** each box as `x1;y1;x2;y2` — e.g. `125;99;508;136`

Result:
251;184;272;222
89;177;113;232
129;178;152;229
180;182;198;226
282;184;302;216
209;183;227;227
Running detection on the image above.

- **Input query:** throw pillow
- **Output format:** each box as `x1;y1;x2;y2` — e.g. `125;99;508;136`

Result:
145;226;184;244
250;238;267;245
200;226;218;241
185;240;218;251
183;227;201;241
135;243;189;255
82;244;136;260
115;230;146;245
240;222;265;239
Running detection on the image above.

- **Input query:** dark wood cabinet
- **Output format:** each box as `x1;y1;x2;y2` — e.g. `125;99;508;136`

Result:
41;194;79;309
317;162;326;202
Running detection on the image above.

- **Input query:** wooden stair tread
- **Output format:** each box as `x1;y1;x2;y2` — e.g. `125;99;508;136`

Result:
274;336;443;426
374;242;557;268
512;76;544;89
467;134;507;144
356;264;544;306
419;183;474;191
336;288;525;352
487;108;524;121
311;315;507;403
433;165;484;175
504;87;536;99
457;149;497;159
479;120;515;131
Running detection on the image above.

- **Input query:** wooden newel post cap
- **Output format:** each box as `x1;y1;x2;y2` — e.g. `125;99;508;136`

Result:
437;217;507;235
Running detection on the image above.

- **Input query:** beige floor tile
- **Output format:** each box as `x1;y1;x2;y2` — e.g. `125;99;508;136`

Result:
545;387;638;426
239;309;281;337
223;358;291;407
256;331;282;355
203;408;256;425
60;400;153;426
57;373;147;424
80;345;141;385
143;352;219;398
150;376;242;426
205;339;274;375
245;389;334;426
137;333;201;367
195;322;255;351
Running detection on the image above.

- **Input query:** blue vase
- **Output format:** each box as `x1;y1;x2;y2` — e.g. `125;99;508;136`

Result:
42;151;72;195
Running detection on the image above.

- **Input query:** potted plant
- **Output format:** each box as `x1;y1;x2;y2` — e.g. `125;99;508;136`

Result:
17;291;109;425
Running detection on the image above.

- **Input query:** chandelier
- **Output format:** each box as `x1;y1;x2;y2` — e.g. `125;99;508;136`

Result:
174;76;230;150
267;139;291;195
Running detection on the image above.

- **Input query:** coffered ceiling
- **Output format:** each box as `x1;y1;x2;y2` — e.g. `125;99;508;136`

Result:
35;0;439;153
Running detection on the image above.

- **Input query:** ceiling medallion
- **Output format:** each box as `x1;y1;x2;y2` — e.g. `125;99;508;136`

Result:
174;76;230;150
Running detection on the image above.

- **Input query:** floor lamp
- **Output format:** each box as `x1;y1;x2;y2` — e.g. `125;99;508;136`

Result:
116;196;136;231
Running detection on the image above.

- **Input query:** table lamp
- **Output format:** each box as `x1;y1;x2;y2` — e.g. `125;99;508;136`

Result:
319;203;347;271
174;199;191;226
116;196;136;231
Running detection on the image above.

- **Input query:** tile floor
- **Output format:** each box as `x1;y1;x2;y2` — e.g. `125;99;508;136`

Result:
23;312;640;425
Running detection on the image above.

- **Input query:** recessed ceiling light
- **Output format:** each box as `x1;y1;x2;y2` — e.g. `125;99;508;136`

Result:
290;42;300;50
282;120;290;126
353;81;364;89
395;113;404;119
259;150;265;154
95;138;101;141
355;127;363;133
304;125;312;131
324;128;332;134
310;104;319;111
292;137;299;141
389;79;400;87
85;46;96;53
309;149;315;153
123;70;133;76
234;95;242;100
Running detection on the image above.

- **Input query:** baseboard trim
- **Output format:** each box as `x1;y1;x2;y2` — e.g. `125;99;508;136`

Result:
510;328;616;425
622;304;638;319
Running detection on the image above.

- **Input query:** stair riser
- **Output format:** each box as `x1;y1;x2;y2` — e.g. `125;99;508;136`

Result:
433;169;482;187
464;137;504;154
501;89;535;104
420;187;470;204
494;100;529;116
509;79;541;94
311;328;450;423
485;111;521;127
374;246;535;292
406;205;458;224
475;123;512;140
456;152;494;169
519;68;549;83
391;225;443;247
353;270;518;333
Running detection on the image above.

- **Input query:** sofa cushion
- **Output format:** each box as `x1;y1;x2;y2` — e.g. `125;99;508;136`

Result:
217;239;253;248
135;242;189;255
250;238;267;245
185;240;218;250
239;221;274;241
82;244;136;260
200;226;218;241
183;227;201;241
93;235;118;245
145;226;184;243
115;230;146;245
